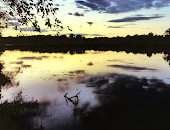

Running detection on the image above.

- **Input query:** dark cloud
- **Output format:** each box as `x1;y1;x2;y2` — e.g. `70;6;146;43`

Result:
108;23;136;28
74;12;84;16
18;27;48;32
90;34;104;36
51;29;57;32
11;61;23;65
76;1;99;10
19;56;49;60
11;22;21;26
55;4;60;6
75;0;170;13
62;33;88;36
87;22;94;25
7;22;21;27
108;15;164;22
55;3;65;6
68;13;72;15
6;17;21;27
22;65;32;68
108;26;124;28
68;12;84;16
62;33;104;36
9;17;18;21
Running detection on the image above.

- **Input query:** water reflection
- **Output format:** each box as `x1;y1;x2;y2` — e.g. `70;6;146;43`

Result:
108;64;157;71
0;63;43;130
163;54;170;65
79;74;170;130
0;50;170;129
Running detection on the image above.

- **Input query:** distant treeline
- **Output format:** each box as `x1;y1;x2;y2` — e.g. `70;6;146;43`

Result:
1;34;170;55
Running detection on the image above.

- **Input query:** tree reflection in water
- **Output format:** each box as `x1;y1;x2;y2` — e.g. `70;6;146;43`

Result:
1;50;170;130
163;54;170;65
64;91;81;129
0;62;45;130
78;74;170;130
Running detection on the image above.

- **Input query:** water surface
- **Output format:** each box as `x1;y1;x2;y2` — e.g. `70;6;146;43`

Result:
0;50;170;129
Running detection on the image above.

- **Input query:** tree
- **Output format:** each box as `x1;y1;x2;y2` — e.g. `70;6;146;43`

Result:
148;32;154;37
69;34;75;39
0;0;63;34
165;28;170;36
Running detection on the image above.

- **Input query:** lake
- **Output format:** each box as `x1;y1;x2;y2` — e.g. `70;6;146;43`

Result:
1;50;170;130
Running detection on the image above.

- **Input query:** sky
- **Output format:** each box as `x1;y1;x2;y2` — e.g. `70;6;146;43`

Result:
1;0;170;37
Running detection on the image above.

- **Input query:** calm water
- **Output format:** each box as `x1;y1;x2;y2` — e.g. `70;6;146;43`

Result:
0;50;170;129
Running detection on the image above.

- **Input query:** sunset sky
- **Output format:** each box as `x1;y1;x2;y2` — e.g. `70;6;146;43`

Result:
1;0;170;37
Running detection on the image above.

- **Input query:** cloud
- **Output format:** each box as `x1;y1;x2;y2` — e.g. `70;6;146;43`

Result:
108;24;136;28
90;34;105;36
51;29;57;32
18;27;48;32
38;29;48;32
75;0;170;13
76;1;100;10
74;12;84;16
108;15;164;22
55;3;65;6
19;56;49;60
9;17;18;21
87;22;94;25
7;21;21;27
62;33;104;36
68;12;84;16
55;4;60;6
108;26;123;28
62;33;88;36
68;13;72;15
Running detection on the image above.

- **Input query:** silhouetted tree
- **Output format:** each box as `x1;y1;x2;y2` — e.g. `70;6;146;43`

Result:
0;0;62;33
165;28;170;35
148;32;154;37
69;34;75;39
163;54;170;65
76;35;84;40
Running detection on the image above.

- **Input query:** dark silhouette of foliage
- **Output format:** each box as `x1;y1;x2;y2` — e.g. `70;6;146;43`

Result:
64;92;81;127
0;63;45;129
0;32;170;55
165;28;170;35
0;0;62;33
78;74;170;130
163;54;170;65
